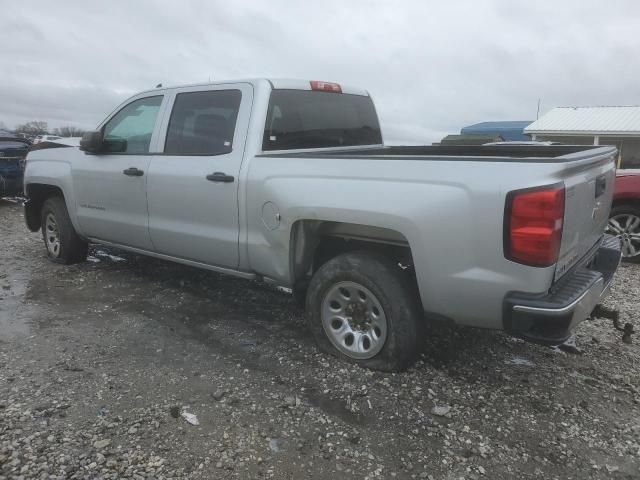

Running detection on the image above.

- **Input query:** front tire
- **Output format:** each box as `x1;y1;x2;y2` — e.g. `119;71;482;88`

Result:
41;196;88;264
305;251;422;371
607;204;640;263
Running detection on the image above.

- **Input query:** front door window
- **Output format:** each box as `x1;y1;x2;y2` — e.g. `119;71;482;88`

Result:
103;96;163;154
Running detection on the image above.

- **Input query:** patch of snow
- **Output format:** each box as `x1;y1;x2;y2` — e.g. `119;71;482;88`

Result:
506;356;536;367
95;250;126;262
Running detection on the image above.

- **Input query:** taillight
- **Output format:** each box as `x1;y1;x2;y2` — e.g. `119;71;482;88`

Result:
504;184;565;267
310;80;342;93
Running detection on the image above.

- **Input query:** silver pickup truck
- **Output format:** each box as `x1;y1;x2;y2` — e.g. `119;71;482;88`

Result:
23;78;621;370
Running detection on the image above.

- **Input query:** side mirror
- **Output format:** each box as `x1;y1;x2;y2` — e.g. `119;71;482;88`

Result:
79;131;104;153
79;131;128;154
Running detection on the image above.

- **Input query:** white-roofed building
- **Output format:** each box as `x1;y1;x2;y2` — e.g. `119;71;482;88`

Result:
524;106;640;169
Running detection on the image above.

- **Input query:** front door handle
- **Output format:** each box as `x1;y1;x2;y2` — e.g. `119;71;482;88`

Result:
206;172;234;183
123;167;144;177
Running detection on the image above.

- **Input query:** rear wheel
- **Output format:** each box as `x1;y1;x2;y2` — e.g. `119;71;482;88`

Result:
41;196;88;264
306;251;422;371
607;205;640;263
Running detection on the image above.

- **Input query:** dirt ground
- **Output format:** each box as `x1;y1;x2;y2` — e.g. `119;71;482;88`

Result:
1;198;639;480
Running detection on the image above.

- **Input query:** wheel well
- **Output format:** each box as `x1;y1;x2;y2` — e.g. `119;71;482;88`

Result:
612;199;640;211
24;183;64;231
290;220;415;291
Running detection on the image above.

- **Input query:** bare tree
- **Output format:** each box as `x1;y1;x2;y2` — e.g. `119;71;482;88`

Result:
53;126;86;137
15;121;49;135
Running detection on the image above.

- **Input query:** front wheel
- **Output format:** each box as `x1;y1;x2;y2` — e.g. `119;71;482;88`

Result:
41;196;88;264
607;205;640;263
305;251;423;371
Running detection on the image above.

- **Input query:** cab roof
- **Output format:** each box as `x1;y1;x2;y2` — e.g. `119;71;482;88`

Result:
138;78;370;97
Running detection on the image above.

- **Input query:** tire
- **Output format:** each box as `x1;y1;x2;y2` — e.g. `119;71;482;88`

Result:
607;204;640;263
305;251;422;371
41;196;88;264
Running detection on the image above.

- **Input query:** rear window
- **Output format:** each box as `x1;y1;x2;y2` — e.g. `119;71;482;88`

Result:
263;90;382;151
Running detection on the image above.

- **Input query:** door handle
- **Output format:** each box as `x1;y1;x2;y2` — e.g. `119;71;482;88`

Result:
206;172;234;183
123;167;144;177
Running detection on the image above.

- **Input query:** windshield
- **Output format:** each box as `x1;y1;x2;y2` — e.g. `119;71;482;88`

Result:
263;89;382;151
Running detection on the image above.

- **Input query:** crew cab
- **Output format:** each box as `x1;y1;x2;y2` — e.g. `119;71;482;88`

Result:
23;79;621;370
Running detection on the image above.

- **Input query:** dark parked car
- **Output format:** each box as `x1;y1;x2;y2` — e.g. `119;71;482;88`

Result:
0;135;30;197
608;169;640;261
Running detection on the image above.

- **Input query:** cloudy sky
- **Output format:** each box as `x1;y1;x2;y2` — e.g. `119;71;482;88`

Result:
2;0;640;143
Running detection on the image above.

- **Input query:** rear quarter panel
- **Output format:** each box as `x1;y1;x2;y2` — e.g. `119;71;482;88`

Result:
245;155;568;329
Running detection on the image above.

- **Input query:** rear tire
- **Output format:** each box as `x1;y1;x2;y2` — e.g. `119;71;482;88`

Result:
607;204;640;263
41;196;88;264
305;251;422;371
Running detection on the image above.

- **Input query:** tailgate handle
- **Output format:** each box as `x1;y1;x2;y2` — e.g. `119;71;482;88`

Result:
595;175;607;198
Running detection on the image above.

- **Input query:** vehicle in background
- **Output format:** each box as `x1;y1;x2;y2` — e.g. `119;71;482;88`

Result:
29;137;83;150
438;133;503;145
608;169;640;261
0;135;30;197
50;137;82;147
33;135;63;145
13;133;33;142
23;78;621;371
484;140;563;146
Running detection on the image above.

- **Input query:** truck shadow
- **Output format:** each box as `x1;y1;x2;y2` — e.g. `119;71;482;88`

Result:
26;241;552;384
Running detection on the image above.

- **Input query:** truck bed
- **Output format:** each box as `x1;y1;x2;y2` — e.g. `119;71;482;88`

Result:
262;144;607;161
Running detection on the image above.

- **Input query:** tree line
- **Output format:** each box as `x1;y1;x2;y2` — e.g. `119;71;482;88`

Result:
11;121;86;137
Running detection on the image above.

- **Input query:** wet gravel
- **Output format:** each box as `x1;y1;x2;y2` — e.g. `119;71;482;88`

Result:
1;198;639;479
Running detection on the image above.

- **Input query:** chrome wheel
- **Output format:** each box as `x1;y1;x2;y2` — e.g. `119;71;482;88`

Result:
44;212;61;257
321;281;388;359
607;213;640;259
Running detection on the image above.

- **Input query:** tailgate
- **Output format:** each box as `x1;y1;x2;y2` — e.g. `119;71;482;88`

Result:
554;150;617;281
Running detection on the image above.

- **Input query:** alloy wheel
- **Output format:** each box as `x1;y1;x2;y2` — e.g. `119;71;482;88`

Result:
607;213;640;259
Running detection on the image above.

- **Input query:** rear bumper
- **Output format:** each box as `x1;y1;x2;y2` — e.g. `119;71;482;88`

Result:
503;234;621;345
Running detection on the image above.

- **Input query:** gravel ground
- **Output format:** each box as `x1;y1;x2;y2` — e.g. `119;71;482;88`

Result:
1;198;639;480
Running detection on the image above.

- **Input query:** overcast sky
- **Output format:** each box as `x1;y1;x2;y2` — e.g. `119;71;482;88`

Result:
2;0;640;143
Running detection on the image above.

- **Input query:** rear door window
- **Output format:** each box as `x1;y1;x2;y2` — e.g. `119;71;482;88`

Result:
164;89;242;155
103;96;163;154
263;90;382;151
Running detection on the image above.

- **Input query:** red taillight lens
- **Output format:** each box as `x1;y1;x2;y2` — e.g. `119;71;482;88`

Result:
505;185;565;267
310;80;342;93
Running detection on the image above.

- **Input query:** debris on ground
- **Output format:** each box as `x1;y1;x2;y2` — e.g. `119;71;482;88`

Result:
431;405;451;417
180;410;199;426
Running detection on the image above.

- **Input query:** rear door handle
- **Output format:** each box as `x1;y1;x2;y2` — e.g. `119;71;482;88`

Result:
123;167;144;177
206;172;234;183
